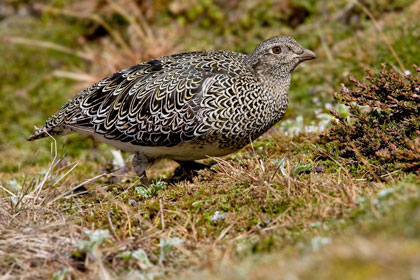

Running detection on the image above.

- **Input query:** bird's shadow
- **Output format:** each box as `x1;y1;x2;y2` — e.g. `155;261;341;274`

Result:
104;160;217;187
162;161;216;185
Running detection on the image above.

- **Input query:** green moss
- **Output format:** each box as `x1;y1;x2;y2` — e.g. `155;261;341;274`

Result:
0;13;87;171
377;24;420;67
328;259;384;280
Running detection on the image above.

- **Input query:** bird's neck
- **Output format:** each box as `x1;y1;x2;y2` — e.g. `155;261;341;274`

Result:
246;57;292;123
258;73;291;127
251;62;291;96
259;72;291;104
244;74;290;143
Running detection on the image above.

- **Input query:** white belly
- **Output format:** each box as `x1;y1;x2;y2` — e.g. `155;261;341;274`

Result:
87;132;234;161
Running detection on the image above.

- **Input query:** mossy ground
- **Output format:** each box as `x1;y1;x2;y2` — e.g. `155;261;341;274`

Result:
0;0;419;279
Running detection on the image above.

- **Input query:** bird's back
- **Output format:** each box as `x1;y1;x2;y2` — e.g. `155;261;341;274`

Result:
28;50;255;149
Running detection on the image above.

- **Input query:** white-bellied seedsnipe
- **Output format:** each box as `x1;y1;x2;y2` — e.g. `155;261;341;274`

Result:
28;36;316;179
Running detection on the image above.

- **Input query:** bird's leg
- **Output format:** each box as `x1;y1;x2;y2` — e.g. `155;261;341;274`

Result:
133;152;150;185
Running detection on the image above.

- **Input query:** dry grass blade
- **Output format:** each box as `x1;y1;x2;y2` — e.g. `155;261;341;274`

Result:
216;220;237;243
3;36;95;61
52;70;97;82
48;173;107;205
350;0;406;72
107;0;147;41
27;0;179;90
33;135;57;202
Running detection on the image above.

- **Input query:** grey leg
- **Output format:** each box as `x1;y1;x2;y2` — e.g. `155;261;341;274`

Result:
133;152;149;181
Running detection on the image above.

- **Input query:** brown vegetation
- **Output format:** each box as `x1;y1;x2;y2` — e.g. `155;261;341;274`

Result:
319;64;420;177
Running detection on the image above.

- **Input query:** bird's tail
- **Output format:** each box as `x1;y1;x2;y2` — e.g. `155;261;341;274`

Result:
27;126;50;141
27;124;71;141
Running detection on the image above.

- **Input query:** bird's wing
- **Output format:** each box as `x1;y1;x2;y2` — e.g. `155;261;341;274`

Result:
29;51;248;147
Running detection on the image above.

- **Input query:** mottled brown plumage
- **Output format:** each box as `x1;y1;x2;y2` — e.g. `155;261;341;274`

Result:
28;36;316;179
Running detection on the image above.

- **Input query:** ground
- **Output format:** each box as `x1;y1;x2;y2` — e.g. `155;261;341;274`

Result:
0;0;419;279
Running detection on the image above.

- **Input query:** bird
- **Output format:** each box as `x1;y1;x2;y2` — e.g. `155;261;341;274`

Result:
28;36;316;180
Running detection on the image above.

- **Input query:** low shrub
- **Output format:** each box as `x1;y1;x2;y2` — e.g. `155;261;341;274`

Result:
319;64;420;177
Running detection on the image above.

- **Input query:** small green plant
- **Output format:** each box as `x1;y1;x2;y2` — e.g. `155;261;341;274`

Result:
74;229;111;256
292;163;313;177
120;248;154;270
74;229;113;278
135;181;167;199
158;237;185;266
52;268;70;280
319;64;420;177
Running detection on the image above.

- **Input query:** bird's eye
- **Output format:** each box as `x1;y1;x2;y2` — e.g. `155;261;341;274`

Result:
272;46;282;54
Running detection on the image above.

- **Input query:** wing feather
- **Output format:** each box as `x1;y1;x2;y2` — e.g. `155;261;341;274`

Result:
28;51;249;145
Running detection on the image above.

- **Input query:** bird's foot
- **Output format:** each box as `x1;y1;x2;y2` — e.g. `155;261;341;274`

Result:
133;152;151;185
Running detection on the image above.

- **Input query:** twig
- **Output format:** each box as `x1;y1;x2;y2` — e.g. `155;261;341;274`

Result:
107;211;120;242
270;157;287;181
124;206;133;238
345;135;381;182
90;14;133;56
129;0;155;40
351;0;406;72
216;220;237;243
319;150;355;187
316;23;334;62
159;199;165;231
107;0;146;41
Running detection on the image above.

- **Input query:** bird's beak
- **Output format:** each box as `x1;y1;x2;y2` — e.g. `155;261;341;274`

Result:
298;49;317;62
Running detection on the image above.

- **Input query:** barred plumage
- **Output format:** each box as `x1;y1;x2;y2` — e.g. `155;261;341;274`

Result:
28;36;316;179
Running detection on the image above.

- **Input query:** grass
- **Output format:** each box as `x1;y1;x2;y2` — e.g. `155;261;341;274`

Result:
181;174;420;280
1;0;420;278
1;131;418;278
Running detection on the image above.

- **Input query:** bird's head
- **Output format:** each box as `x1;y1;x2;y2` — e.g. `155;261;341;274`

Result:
247;36;316;80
